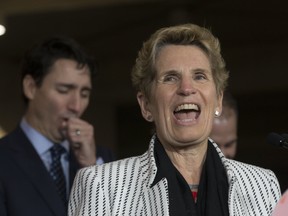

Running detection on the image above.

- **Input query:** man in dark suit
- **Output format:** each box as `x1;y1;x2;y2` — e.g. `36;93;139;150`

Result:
0;37;115;216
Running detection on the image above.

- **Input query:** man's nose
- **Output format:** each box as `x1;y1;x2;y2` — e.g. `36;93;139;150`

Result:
68;93;82;114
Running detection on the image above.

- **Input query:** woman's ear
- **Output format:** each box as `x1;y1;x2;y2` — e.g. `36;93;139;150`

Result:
137;92;153;122
23;75;37;100
215;91;223;116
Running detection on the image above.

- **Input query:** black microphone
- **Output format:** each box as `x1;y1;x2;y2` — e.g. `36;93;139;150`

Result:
267;132;288;149
281;133;288;140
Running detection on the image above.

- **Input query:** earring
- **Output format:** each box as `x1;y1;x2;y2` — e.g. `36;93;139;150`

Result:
147;115;153;122
215;110;220;117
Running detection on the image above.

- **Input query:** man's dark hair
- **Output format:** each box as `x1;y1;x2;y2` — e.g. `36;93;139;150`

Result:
21;36;97;104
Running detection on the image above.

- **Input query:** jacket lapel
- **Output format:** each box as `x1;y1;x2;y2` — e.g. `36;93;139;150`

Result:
69;149;80;190
8;127;66;216
141;178;169;215
210;139;245;216
139;135;169;215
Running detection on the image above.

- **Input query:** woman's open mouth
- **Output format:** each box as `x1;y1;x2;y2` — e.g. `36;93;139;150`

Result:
173;103;200;123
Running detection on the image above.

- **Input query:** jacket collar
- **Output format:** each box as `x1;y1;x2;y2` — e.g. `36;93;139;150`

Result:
139;134;158;188
209;138;236;184
141;135;236;188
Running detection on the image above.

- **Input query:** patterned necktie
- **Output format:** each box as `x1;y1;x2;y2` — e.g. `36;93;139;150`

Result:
49;144;67;206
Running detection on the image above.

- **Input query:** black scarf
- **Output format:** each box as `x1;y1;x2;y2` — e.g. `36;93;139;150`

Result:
152;137;229;216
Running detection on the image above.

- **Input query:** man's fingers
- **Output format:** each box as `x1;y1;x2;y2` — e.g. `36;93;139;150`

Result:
71;142;81;149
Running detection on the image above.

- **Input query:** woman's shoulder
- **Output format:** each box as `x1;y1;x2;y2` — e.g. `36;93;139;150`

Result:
76;155;143;178
225;158;277;180
226;158;281;203
72;155;149;195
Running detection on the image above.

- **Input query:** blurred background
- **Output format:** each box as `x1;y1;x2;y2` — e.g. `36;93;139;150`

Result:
1;0;288;192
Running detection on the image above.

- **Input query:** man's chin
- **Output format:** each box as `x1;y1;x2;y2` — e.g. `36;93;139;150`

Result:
57;129;67;142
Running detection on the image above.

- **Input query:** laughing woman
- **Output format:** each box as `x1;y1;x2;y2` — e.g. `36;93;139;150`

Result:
68;24;281;216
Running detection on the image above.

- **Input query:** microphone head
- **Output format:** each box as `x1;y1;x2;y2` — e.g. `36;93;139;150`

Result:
281;133;288;139
267;132;284;147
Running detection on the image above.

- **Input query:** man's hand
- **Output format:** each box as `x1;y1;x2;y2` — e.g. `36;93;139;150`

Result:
62;117;96;167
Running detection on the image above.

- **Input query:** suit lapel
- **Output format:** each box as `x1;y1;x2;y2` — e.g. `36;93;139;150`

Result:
69;150;80;190
8;127;66;216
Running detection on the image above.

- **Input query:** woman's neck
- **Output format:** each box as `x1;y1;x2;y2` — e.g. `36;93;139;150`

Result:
165;141;207;184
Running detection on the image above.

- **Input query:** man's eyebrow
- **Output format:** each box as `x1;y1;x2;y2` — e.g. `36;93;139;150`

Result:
56;83;76;88
82;86;92;91
56;83;92;91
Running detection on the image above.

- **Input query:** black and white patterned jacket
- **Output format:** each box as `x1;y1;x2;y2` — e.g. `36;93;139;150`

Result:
68;135;281;216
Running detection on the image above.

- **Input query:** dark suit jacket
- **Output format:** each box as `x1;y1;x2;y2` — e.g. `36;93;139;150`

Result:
0;126;115;216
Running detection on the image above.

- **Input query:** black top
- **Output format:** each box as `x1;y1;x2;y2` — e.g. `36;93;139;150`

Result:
151;137;229;216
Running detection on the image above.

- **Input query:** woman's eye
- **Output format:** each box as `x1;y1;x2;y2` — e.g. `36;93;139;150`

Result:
162;74;179;83
194;73;207;81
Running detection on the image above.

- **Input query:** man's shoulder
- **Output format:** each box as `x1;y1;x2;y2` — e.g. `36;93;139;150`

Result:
0;126;24;145
0;131;12;147
0;126;32;159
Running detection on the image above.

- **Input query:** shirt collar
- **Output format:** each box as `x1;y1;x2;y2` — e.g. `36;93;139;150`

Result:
20;118;69;155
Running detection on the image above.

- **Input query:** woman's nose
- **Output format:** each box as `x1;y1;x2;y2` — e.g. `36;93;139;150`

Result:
177;78;196;96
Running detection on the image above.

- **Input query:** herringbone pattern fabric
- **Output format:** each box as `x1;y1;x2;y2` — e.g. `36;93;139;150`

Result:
50;144;67;206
